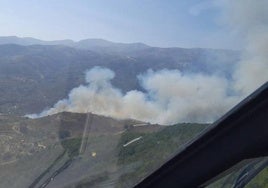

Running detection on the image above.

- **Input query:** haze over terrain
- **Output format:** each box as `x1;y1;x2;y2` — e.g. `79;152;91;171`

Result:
0;1;267;188
27;1;268;124
0;1;266;124
0;0;243;49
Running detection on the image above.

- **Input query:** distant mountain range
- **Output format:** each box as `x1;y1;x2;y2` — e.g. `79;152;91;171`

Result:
0;36;240;115
0;36;149;54
0;36;238;57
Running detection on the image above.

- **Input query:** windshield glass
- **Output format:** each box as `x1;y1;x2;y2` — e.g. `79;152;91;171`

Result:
0;1;267;188
206;157;268;188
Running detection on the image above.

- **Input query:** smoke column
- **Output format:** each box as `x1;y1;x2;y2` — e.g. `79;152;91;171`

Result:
28;67;239;124
220;0;268;95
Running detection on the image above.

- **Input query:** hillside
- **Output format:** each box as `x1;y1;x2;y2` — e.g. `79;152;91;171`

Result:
0;111;265;188
0;112;208;188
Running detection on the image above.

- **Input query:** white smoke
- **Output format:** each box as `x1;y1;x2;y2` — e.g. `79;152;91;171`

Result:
28;67;240;124
28;1;268;124
220;0;268;95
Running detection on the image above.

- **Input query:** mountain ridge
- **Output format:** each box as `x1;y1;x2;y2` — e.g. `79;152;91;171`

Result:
0;36;239;52
0;36;149;51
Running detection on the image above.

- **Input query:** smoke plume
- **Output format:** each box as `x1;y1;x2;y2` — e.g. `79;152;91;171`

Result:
220;0;268;95
28;67;239;124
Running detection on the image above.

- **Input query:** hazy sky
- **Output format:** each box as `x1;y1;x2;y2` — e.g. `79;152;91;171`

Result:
0;0;240;48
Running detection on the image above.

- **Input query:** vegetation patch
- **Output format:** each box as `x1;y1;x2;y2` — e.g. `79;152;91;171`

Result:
61;137;82;158
116;123;208;187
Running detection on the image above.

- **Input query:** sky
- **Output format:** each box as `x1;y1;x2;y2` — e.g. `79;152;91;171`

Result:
0;0;240;49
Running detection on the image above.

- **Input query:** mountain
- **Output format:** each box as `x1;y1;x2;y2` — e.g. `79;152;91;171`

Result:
0;112;208;188
0;36;239;62
0;36;150;54
0;40;239;116
0;36;74;46
73;38;149;54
